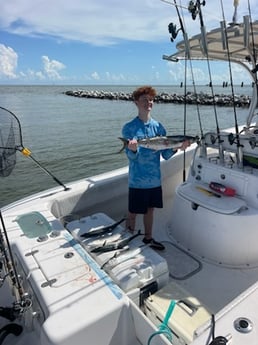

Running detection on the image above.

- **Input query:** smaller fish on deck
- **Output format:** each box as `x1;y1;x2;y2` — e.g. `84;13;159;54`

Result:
102;244;149;270
90;230;142;253
85;232;122;248
118;135;199;152
80;217;125;238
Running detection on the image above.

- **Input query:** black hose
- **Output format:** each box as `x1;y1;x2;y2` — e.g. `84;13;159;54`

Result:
209;336;228;345
0;324;23;345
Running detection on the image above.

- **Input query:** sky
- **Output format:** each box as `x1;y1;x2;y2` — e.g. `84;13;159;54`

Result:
0;0;257;85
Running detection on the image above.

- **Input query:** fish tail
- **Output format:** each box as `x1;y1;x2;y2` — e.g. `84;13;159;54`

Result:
117;137;128;153
109;217;126;230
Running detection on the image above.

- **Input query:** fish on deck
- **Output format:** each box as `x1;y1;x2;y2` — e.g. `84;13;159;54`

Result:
118;135;199;152
80;217;125;238
90;231;142;253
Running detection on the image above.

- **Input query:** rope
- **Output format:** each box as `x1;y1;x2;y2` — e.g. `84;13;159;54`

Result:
147;300;176;344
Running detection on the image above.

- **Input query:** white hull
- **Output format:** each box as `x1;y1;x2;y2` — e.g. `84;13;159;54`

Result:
2;140;258;345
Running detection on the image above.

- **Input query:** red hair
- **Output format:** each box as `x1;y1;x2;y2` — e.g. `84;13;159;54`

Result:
132;86;157;101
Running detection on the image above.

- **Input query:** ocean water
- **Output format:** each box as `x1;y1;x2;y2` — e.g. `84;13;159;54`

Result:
0;84;252;208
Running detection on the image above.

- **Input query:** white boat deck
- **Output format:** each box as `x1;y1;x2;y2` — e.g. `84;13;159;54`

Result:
2;148;258;345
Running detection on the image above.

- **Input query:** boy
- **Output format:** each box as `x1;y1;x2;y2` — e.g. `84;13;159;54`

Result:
122;85;189;250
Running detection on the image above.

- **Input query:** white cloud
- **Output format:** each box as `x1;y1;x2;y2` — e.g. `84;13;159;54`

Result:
0;1;257;84
0;48;66;82
1;0;257;47
26;68;46;81
41;55;66;80
0;44;18;79
105;72;126;82
91;71;100;80
0;0;168;46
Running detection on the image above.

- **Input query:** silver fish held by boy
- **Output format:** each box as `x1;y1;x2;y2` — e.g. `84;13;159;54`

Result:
118;135;199;152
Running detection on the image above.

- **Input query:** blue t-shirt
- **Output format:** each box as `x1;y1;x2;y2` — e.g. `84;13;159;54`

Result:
122;116;175;189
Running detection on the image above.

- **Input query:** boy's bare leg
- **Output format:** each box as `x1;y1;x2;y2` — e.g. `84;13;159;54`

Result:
126;212;136;233
143;208;154;239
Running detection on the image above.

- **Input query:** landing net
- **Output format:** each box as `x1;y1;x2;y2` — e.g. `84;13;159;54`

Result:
0;107;23;177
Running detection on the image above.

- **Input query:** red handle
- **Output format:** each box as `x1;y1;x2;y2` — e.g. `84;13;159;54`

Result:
209;182;236;196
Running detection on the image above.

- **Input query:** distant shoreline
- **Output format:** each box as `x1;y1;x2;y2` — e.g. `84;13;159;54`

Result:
64;89;251;107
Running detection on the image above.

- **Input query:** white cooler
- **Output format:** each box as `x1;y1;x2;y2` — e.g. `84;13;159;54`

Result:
66;212;169;306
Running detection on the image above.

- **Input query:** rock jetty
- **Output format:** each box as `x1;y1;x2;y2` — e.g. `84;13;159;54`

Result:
64;90;251;107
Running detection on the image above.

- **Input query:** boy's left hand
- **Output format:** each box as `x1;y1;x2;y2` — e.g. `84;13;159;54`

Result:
180;140;191;150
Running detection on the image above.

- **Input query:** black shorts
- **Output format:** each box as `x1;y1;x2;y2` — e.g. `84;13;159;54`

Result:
128;187;163;214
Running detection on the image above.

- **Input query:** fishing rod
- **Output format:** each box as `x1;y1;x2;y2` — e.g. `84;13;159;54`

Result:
189;0;224;164
182;50;188;182
249;1;257;57
174;0;198;182
164;0;204;180
247;0;258;81
18;147;69;190
0;224;12;284
0;211;23;299
173;0;205;151
0;210;35;321
219;0;242;166
176;1;207;168
0;220;23;323
243;3;258;128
